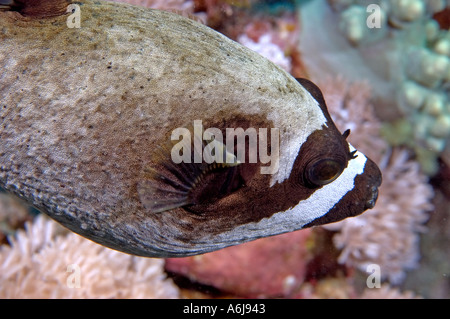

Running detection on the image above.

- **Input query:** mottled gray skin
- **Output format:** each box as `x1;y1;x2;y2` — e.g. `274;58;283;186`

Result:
0;1;324;256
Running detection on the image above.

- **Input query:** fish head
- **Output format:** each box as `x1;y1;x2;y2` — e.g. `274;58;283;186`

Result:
137;78;382;255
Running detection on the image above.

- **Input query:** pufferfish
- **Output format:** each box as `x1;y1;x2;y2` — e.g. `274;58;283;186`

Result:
0;0;381;257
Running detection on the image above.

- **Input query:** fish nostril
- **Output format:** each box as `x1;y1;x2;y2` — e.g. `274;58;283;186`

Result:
365;186;379;210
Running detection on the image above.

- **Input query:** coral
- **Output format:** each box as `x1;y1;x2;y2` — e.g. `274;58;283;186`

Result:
321;77;434;284
295;278;357;299
295;278;422;299
299;0;450;175
238;33;292;72
0;215;180;298
165;229;313;298
236;13;304;76
360;284;422;299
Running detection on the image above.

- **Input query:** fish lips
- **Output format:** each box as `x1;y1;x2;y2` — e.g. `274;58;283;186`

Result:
362;158;382;210
306;157;382;227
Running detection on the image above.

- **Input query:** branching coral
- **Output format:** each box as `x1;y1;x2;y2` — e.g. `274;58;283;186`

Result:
321;77;434;284
299;0;450;174
0;215;179;298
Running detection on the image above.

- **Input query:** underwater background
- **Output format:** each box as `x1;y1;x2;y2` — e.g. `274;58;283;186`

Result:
0;0;449;298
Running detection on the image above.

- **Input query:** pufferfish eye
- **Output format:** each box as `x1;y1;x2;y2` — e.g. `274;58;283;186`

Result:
305;159;345;187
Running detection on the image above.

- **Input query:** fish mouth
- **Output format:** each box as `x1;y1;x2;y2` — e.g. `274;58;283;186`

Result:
364;185;379;210
363;159;382;210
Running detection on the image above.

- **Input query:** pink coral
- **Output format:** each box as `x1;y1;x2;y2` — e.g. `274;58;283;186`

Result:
237;14;302;75
238;33;292;72
165;229;313;298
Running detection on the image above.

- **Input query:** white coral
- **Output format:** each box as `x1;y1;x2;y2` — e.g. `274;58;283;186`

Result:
238;34;292;72
0;215;180;298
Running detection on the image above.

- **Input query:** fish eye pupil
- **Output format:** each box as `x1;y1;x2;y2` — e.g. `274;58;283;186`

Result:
306;159;343;187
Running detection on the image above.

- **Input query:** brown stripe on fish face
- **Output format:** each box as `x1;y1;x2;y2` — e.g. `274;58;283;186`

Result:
137;115;274;220
137;114;357;241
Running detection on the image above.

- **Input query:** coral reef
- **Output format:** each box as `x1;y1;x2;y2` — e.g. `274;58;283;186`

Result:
317;77;388;164
299;0;450;175
0;215;180;298
400;172;450;298
296;277;357;299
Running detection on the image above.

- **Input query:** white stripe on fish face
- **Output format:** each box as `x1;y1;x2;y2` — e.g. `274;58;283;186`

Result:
268;88;328;186
209;145;367;246
280;145;367;228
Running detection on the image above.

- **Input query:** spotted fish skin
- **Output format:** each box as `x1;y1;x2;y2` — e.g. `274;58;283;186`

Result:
0;0;381;257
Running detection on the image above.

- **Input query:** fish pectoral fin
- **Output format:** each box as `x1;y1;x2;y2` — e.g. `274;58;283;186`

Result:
137;168;192;213
138;161;244;214
138;133;244;214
